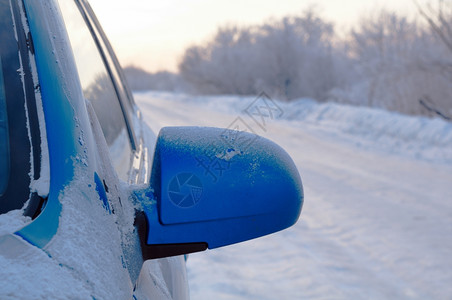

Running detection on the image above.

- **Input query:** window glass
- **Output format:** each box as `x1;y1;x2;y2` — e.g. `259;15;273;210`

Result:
58;0;132;181
0;1;33;214
75;0;136;149
78;0;136;109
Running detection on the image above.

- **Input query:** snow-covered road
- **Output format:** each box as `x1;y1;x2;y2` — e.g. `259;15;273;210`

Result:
135;91;452;300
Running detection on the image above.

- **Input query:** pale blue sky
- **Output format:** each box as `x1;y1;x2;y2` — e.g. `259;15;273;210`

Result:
88;0;421;72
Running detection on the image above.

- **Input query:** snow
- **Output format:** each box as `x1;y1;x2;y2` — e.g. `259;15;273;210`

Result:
1;88;450;299
0;210;31;236
30;35;50;198
134;91;452;300
0;234;93;299
0;165;135;299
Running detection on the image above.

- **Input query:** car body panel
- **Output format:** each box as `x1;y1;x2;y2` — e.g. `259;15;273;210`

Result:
15;0;100;249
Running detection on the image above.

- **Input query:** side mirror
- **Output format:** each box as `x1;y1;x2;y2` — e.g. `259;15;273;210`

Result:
135;126;303;259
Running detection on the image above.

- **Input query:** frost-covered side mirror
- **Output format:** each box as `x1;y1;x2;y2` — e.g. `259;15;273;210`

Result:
134;127;303;259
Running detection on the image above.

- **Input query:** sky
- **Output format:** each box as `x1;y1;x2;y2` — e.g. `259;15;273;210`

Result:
88;0;421;73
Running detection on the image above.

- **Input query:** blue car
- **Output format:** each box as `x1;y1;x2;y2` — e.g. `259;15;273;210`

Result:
0;0;303;298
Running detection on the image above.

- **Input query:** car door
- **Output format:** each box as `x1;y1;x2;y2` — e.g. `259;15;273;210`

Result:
56;0;151;281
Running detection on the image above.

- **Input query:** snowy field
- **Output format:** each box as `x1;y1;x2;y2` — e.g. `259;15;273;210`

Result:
135;91;452;300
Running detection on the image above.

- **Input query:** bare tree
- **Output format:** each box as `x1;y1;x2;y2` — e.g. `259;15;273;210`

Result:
415;0;452;53
414;0;452;119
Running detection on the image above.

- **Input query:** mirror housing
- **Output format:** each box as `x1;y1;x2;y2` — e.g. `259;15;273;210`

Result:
135;126;303;259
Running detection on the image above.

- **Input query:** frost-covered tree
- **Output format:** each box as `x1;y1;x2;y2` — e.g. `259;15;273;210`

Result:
416;0;452;55
343;9;452;116
124;5;452;118
179;9;344;101
123;66;187;92
414;0;452;118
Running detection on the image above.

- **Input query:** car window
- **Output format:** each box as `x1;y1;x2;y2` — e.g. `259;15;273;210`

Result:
74;0;137;148
0;0;39;215
78;0;136;110
58;0;132;181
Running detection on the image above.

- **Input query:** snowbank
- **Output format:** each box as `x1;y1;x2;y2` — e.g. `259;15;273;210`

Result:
137;91;452;164
282;99;452;163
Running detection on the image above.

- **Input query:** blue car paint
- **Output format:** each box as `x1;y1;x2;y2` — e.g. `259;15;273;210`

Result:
15;0;95;249
144;126;303;249
94;172;111;214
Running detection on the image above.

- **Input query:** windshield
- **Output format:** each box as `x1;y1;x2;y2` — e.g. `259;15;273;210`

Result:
0;0;40;216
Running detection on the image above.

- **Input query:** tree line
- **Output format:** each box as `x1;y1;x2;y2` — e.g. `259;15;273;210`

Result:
125;2;452;118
